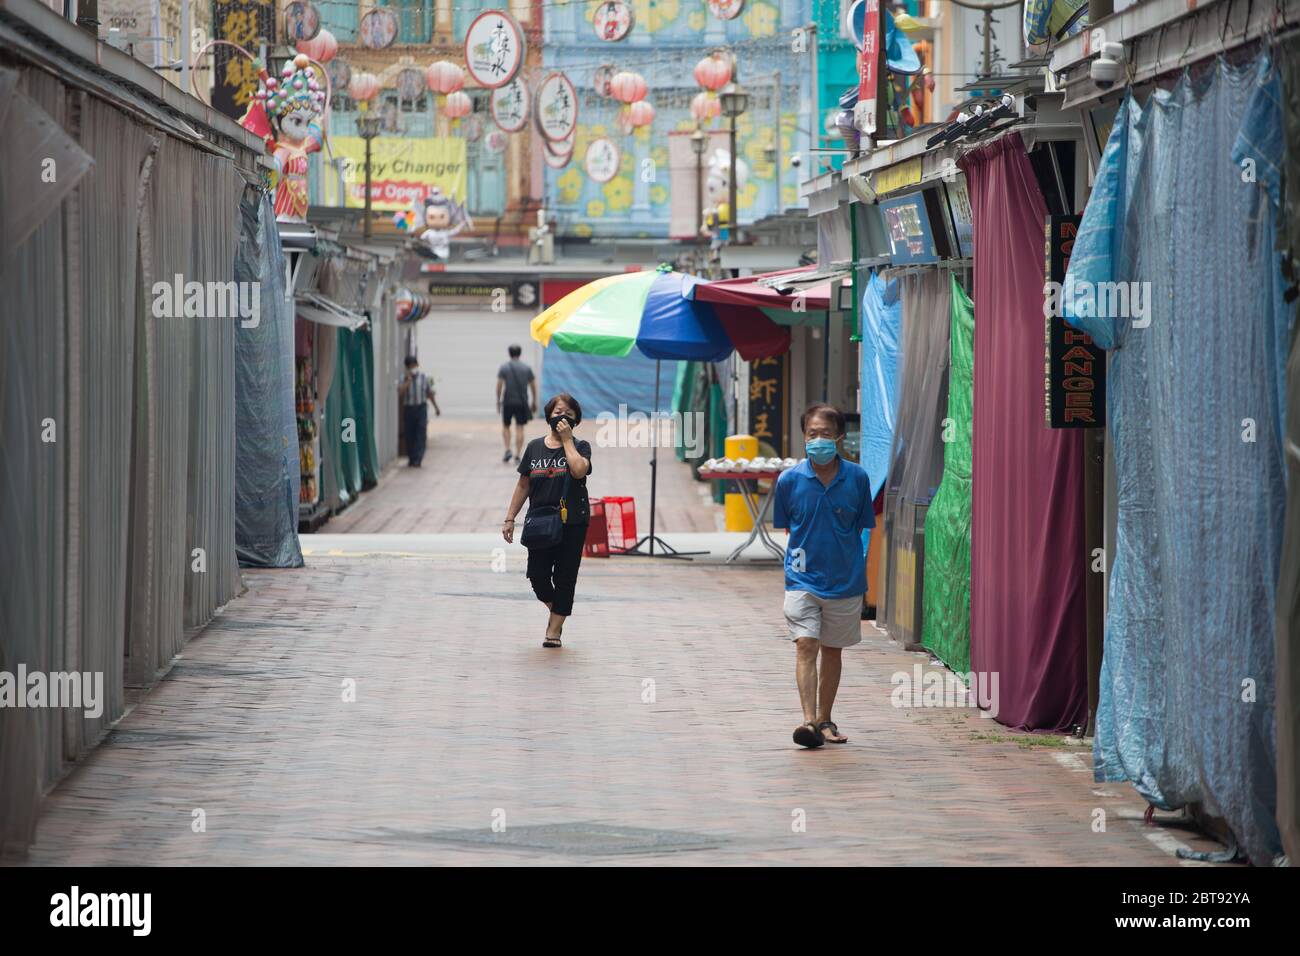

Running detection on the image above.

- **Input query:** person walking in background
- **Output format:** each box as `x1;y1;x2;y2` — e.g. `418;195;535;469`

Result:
501;394;592;648
398;355;440;467
773;403;874;749
497;344;538;463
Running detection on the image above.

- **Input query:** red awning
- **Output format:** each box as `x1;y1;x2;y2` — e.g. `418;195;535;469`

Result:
712;303;791;360
689;266;834;311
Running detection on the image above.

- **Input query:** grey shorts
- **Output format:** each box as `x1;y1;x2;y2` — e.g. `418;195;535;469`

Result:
783;590;863;648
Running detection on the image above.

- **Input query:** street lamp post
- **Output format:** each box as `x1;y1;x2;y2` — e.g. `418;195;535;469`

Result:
690;126;706;240
719;80;749;246
357;107;383;240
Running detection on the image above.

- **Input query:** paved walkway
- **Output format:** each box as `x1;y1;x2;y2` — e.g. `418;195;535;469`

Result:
20;534;1221;865
326;417;725;535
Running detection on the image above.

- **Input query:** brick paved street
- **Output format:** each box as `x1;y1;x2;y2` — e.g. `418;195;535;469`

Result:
20;460;1224;863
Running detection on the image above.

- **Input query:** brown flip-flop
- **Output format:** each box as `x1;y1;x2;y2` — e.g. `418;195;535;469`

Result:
793;722;825;749
817;720;847;743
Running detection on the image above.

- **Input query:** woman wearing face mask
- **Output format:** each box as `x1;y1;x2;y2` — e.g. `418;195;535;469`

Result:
502;393;593;647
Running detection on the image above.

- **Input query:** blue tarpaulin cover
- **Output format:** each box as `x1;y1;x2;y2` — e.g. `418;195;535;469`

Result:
1065;58;1291;864
859;270;902;503
541;345;678;416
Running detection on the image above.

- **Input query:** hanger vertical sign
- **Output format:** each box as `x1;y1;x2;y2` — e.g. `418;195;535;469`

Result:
1044;214;1106;428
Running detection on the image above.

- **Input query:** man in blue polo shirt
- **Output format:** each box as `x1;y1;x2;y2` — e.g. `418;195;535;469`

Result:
772;403;874;749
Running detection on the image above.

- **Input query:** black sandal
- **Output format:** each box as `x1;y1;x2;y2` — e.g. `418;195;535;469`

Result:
543;635;562;648
817;720;847;743
793;722;825;749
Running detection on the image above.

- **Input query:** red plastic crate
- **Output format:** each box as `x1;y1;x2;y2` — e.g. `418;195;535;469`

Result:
584;498;610;557
602;496;638;552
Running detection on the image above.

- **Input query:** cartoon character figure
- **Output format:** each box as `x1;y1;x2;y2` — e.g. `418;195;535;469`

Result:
395;187;473;259
700;147;749;243
239;53;326;222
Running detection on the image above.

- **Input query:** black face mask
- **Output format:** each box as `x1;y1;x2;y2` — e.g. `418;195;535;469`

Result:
547;414;574;431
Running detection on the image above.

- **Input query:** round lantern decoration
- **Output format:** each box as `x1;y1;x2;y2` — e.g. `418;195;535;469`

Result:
295;26;336;63
707;0;745;20
490;77;529;133
626;100;655;129
535;72;578;142
463;10;526;89
694;52;733;91
691;91;721;124
593;0;635;42
359;7;399;49
425;60;465;95
485;129;509;154
443;90;473;120
396;67;425;103
284;1;321;42
584;138;620;183
609;70;647;104
593;64;618;98
348;71;382;103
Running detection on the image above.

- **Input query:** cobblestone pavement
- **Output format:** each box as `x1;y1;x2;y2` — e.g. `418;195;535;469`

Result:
20;539;1222;866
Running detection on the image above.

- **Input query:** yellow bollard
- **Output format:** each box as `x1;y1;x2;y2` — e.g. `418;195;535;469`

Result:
724;434;758;532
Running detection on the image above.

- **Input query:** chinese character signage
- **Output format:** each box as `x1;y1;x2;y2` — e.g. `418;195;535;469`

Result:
465;11;525;89
213;0;275;122
535;72;578;142
1044;214;1106;428
490;77;529;133
749;354;789;456
855;0;880;137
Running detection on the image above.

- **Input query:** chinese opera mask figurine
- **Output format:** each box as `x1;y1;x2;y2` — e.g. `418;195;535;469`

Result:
394;187;473;260
239;53;326;222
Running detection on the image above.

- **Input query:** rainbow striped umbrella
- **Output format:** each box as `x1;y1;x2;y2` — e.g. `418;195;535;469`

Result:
530;267;733;362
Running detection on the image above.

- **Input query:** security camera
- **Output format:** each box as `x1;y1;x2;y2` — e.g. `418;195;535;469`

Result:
1091;41;1125;90
790;154;802;169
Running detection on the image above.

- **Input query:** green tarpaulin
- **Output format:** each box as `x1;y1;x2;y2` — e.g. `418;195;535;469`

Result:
921;275;974;672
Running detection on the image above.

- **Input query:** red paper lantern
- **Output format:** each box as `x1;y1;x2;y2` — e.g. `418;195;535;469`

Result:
693;53;732;92
609;70;647;104
627;100;655;128
690;91;721;124
443;90;473;119
295;28;337;64
425;60;465;95
348;72;381;102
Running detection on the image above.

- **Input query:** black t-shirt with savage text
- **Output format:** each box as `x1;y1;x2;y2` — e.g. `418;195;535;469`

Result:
518;436;593;525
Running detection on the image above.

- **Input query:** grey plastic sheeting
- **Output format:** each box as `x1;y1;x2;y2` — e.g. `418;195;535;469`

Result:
1064;57;1291;865
234;190;304;568
0;66;250;855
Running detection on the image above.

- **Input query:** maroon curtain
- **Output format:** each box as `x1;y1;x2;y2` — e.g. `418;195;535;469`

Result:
960;133;1087;732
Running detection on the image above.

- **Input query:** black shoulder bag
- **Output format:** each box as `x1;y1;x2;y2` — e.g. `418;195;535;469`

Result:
520;467;572;549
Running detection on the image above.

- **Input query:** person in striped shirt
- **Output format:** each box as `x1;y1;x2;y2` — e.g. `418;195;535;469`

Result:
398;355;440;467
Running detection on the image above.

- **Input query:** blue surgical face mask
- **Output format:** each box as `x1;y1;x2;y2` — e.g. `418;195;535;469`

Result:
806;437;838;465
